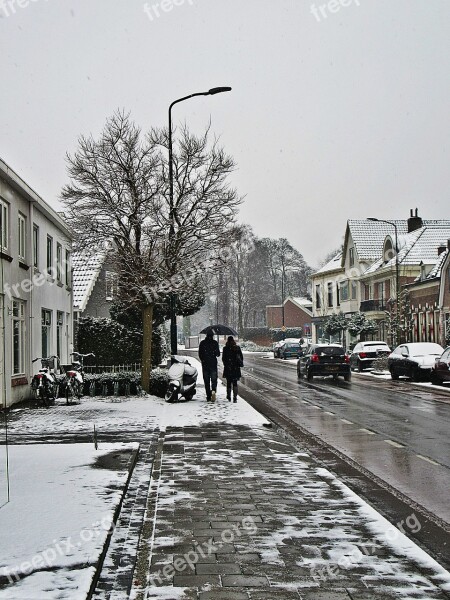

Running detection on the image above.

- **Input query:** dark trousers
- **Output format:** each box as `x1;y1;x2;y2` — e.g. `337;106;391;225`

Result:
226;379;238;399
202;366;218;399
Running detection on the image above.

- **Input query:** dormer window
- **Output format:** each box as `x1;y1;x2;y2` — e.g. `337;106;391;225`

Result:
383;237;395;262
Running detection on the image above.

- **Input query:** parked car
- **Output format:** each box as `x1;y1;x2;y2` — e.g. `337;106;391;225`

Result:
279;341;301;360
273;338;299;358
387;342;444;381
430;346;450;386
297;344;351;382
349;341;391;372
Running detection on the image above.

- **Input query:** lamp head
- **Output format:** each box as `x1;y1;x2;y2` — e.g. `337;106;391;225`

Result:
208;87;232;95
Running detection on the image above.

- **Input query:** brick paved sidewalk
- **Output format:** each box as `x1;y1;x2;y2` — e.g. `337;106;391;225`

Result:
130;424;450;600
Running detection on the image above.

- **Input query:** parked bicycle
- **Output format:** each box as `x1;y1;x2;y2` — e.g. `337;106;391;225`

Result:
64;352;95;404
31;356;60;408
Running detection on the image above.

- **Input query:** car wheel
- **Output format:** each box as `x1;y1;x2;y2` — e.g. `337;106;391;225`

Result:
307;369;313;382
297;367;303;379
390;368;399;380
411;369;421;383
344;373;351;382
430;372;442;386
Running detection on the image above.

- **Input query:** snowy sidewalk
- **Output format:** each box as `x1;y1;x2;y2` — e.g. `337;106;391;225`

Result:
2;357;450;600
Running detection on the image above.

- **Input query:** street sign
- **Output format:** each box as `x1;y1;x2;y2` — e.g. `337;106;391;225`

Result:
281;326;287;332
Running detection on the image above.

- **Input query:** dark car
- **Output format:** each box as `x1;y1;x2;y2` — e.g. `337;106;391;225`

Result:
430;346;450;386
297;344;351;382
280;342;301;360
349;341;391;372
387;342;444;381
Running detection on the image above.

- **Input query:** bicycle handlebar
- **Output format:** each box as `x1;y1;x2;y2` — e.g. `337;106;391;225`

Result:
70;352;95;358
32;356;59;363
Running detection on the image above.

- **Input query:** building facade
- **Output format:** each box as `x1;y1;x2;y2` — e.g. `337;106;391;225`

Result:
0;159;73;407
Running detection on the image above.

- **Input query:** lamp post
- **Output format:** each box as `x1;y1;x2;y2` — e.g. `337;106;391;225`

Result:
368;217;400;345
168;87;231;355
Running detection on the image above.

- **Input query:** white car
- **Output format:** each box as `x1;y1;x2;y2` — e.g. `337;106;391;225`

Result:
387;342;444;381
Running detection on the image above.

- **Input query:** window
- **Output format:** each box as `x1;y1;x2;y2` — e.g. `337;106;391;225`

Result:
18;213;26;261
46;236;53;273
65;250;71;285
12;299;25;375
33;225;39;268
56;243;62;281
105;271;118;301
315;284;321;309
0;199;9;252
340;281;349;302
349;247;355;267
336;283;340;306
351;280;357;300
57;311;64;359
327;282;333;307
42;309;52;358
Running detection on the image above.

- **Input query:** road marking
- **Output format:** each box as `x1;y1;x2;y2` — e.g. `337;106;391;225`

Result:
324;411;335;416
311;405;321;409
384;439;405;448
341;419;353;424
359;428;376;435
416;454;440;466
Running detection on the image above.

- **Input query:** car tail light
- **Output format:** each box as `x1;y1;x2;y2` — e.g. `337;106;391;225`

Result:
67;371;77;377
359;352;367;359
36;374;44;379
311;353;319;363
345;354;350;363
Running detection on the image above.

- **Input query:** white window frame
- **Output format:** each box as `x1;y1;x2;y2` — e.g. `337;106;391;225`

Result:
56;311;64;359
42;309;52;358
33;224;39;268
0;199;9;252
46;235;53;273
56;243;62;282
12;299;26;375
18;212;26;261
65;250;71;286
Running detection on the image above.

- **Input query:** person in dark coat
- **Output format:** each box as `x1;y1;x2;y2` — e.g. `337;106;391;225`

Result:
222;336;244;402
198;331;220;401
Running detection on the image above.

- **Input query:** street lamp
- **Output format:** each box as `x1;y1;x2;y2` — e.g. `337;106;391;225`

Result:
168;87;232;355
368;217;400;345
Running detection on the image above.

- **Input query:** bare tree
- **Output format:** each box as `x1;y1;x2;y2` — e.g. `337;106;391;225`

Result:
62;111;241;390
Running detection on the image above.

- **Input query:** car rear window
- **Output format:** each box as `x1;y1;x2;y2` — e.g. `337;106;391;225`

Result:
315;346;344;356
286;344;300;349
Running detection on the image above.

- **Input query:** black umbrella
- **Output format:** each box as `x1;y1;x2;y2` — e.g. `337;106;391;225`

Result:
200;324;238;336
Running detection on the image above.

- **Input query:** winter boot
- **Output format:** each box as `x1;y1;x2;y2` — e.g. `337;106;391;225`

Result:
226;382;231;401
211;390;216;402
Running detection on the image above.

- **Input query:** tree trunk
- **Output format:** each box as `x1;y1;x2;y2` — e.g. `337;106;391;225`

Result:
142;303;154;393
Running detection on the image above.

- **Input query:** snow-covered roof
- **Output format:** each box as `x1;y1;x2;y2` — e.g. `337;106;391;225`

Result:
313;252;343;275
347;219;450;261
364;226;450;275
412;248;449;283
287;297;313;315
72;251;106;311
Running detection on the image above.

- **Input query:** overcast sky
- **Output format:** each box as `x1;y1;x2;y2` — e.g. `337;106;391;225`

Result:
1;0;449;267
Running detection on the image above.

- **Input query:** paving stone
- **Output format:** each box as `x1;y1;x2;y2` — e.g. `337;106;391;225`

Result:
199;592;249;600
222;575;270;587
196;562;241;575
173;574;221;587
297;591;351;600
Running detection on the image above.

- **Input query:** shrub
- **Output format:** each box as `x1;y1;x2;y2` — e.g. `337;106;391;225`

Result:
372;355;389;373
148;368;169;398
240;341;271;352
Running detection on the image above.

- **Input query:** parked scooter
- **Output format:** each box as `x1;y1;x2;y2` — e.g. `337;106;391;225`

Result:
165;355;198;403
31;356;60;407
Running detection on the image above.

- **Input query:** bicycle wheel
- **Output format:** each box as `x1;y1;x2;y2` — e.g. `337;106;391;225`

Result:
65;380;76;405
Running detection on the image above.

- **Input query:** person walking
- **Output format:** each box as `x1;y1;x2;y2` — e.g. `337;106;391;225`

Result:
222;336;244;402
198;331;220;401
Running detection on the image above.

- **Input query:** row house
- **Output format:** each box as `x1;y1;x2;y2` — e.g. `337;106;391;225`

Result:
0;159;73;407
311;210;450;348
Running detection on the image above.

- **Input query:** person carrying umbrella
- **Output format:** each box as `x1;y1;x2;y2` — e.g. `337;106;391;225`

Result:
198;331;220;401
222;336;244;402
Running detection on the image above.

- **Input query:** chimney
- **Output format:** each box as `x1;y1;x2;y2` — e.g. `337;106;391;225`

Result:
407;207;423;233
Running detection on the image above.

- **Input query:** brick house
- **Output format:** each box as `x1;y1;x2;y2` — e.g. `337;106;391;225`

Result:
266;297;313;335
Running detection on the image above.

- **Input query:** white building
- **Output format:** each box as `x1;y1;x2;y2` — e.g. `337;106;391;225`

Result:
0;159;73;407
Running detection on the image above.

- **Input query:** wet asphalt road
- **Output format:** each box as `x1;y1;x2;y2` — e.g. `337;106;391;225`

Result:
240;354;450;527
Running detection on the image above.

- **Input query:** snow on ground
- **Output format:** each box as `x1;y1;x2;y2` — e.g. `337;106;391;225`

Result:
0;443;137;599
6;358;268;439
